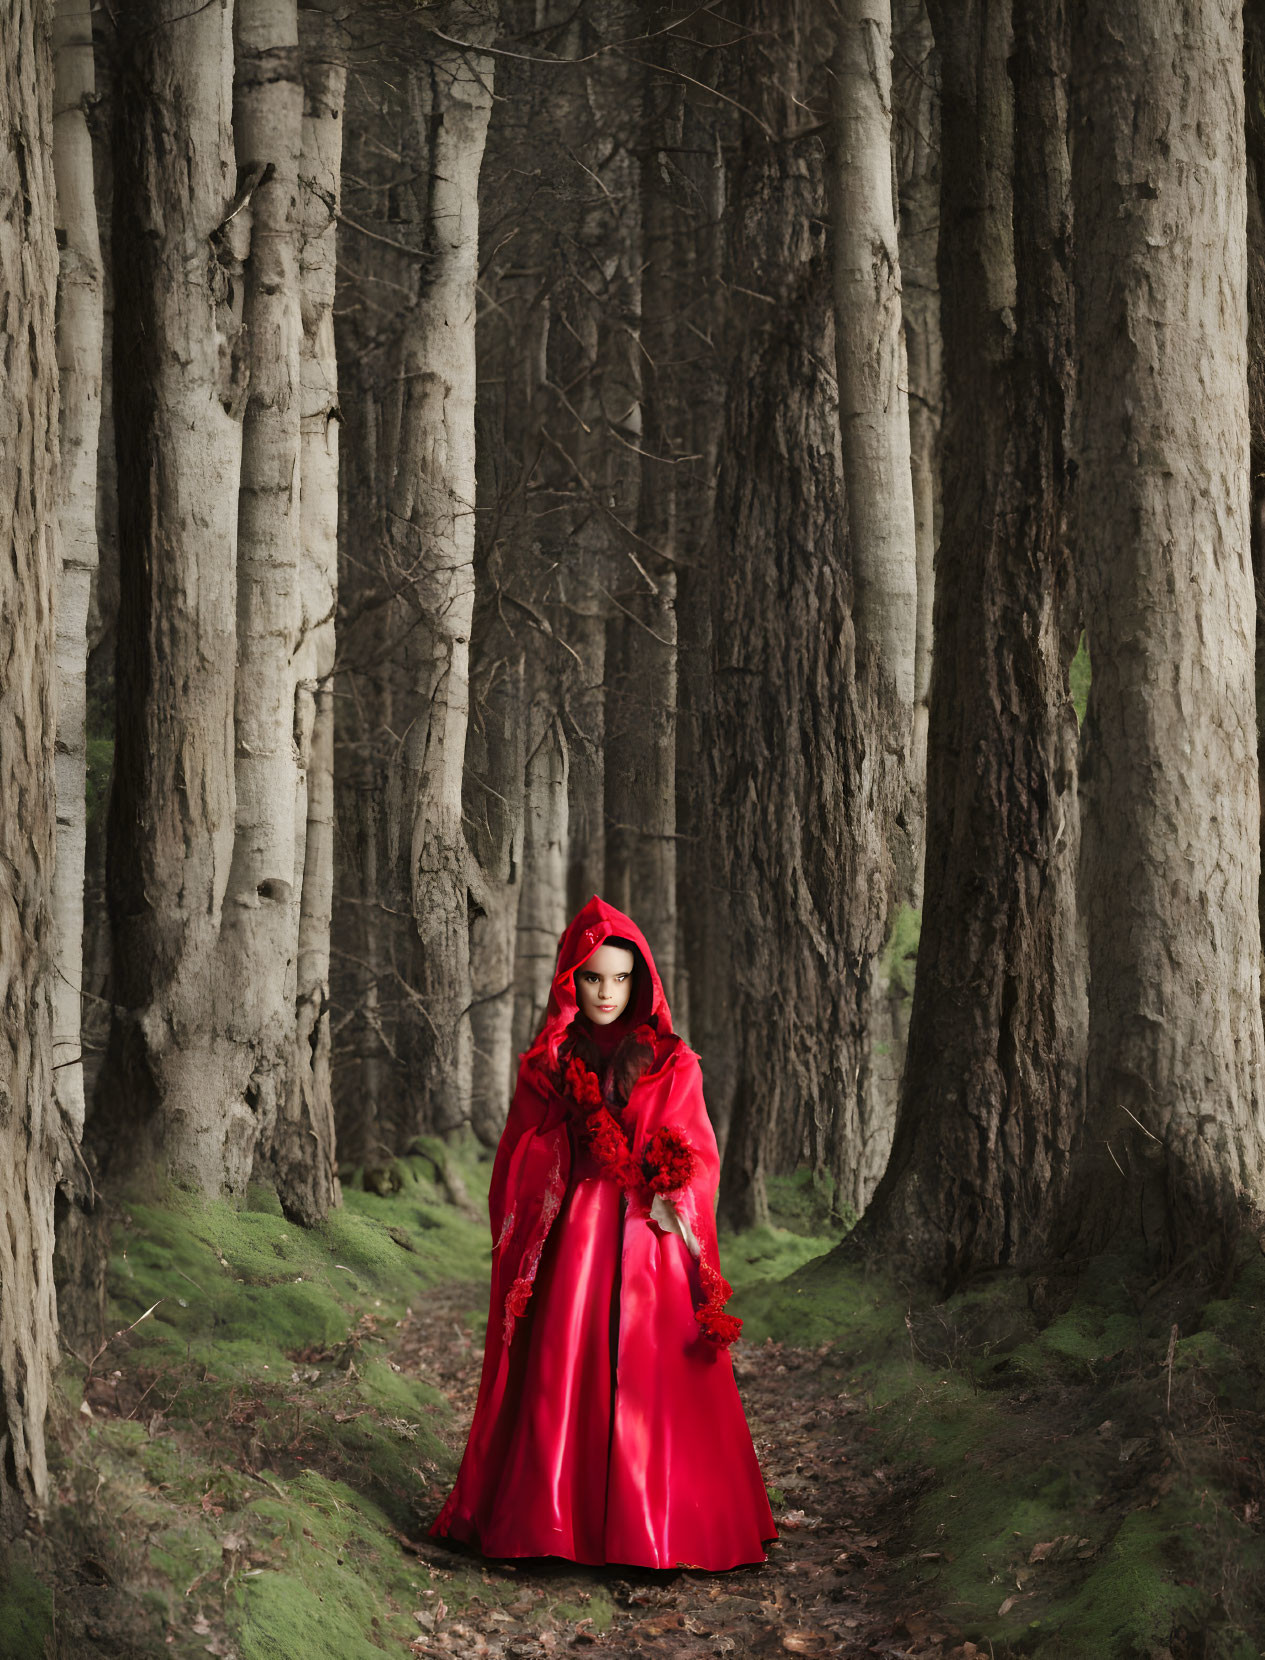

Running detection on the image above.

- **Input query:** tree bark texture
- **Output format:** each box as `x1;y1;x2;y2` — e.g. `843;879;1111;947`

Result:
330;79;410;1157
513;702;570;1058
230;0;329;1222
0;0;61;1519
892;0;941;901
477;3;634;1077
860;0;1085;1287
1072;0;1265;1254
831;0;919;725
466;645;525;1145
284;0;344;1214
246;0;343;1223
603;58;686;1003
1242;2;1265;1007
51;0;102;1144
382;37;494;1138
711;0;905;1229
661;35;736;1121
103;0;253;1195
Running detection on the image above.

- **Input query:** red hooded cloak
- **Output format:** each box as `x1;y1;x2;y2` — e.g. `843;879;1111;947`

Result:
429;896;776;1569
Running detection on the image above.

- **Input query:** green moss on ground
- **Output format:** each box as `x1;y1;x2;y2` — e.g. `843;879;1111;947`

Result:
40;1142;497;1657
109;1154;487;1379
34;1140;1265;1660
761;1165;856;1241
31;1141;836;1657
718;1165;850;1296
734;1236;1265;1658
0;1555;54;1659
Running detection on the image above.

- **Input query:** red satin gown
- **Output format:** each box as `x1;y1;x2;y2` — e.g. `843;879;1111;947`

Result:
430;897;776;1570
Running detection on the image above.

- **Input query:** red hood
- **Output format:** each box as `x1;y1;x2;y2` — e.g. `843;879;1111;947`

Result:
531;896;672;1067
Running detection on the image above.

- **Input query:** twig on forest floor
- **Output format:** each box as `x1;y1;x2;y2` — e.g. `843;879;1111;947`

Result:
124;1369;168;1422
65;1300;165;1399
241;1468;289;1503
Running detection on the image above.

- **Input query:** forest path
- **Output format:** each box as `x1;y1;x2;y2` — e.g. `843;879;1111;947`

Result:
394;1281;970;1660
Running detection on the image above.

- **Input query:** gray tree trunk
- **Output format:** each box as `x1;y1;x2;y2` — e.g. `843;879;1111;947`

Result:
382;38;494;1138
666;54;736;1129
711;0;905;1228
602;59;685;1002
267;0;344;1220
103;0;253;1195
514;701;570;1056
892;0;941;901
0;0;61;1520
831;0;918;731
231;0;326;1220
466;647;526;1145
51;0;102;1145
1072;0;1265;1256
859;0;1085;1287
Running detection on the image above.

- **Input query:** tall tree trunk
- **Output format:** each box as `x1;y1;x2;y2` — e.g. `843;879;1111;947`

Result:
467;647;526;1145
467;282;527;1146
859;0;1085;1287
831;0;918;732
667;48;735;1122
564;599;608;915
559;288;608;918
514;702;569;1056
1071;0;1265;1256
383;37;494;1138
102;0;252;1195
0;0;61;1519
892;0;941;900
356;770;386;1165
230;0;319;1216
79;2;116;1122
711;0;904;1229
1242;4;1265;1016
603;60;684;999
51;0;102;1145
268;0;345;1220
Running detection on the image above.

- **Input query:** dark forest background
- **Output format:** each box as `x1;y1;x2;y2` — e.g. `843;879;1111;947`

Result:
4;0;1265;1653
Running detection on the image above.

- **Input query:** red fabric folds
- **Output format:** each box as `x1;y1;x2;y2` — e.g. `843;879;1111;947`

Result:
430;896;776;1570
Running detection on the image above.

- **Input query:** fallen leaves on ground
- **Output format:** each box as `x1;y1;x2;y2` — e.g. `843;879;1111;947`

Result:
394;1286;966;1658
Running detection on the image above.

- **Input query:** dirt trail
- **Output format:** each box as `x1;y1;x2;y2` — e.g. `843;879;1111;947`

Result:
395;1283;971;1659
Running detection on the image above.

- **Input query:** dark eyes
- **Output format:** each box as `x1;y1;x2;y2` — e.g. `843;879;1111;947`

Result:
580;972;628;983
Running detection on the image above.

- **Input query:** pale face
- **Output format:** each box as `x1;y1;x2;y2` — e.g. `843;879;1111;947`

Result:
574;943;636;1025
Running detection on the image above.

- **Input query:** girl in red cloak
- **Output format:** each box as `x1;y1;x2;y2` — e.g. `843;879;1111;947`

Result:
430;896;776;1570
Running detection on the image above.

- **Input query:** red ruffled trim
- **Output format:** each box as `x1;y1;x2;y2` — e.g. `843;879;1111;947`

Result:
585;1104;643;1191
642;1124;698;1195
564;1053;603;1110
500;1138;567;1343
564;1053;656;1196
696;1260;742;1348
562;1048;742;1350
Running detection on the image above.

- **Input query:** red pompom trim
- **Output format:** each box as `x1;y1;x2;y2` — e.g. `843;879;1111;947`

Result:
642;1124;698;1195
697;1307;743;1346
561;1048;740;1349
564;1054;603;1110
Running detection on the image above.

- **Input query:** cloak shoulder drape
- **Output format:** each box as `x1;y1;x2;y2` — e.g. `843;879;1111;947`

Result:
431;896;776;1570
